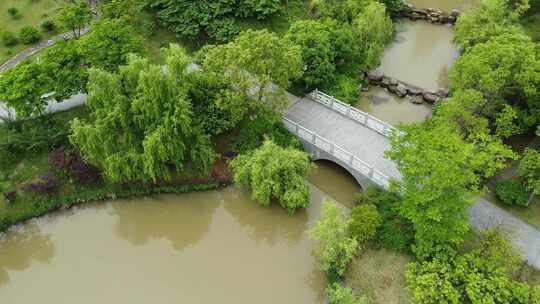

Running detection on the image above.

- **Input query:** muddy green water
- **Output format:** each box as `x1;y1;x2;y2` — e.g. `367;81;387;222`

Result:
407;0;480;12
0;163;361;303
355;87;432;125
378;20;460;90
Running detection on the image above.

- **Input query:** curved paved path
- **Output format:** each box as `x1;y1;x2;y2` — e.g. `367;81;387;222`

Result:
0;0;99;73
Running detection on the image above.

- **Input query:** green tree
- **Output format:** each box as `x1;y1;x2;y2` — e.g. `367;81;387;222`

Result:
230;140;311;213
406;231;540;304
348;203;381;244
354;1;394;69
433;90;517;180
202;29;303;121
454;0;526;49
387;121;512;258
101;0;154;35
56;0;92;39
285;20;336;89
80;18;142;71
70;45;216;183
450;33;540;102
309;200;359;278
0;62;50;118
449;33;540;132
327;283;369;304
309;0;365;22
41;40;88;101
519;148;540;202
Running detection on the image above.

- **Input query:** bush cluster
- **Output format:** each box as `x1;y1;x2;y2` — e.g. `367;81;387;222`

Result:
1;30;18;47
233;116;300;154
495;180;529;206
19;26;41;44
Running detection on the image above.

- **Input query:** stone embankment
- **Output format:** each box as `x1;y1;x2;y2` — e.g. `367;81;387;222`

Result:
398;4;462;25
364;70;449;104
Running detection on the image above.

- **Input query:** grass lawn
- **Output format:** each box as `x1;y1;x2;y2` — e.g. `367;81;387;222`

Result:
0;0;67;65
347;248;412;304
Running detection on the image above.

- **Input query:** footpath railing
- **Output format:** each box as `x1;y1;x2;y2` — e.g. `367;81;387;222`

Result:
283;117;391;189
308;89;402;138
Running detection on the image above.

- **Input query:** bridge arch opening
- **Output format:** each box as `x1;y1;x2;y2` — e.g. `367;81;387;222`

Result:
309;160;362;206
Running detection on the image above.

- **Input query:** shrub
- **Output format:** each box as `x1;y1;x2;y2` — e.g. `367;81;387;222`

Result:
1;30;18;47
49;148;101;185
495;180;529;206
7;7;20;18
359;188;415;253
348;203;382;244
3;191;17;204
70;155;101;185
327;283;368;304
326;74;360;105
40;20;56;32
24;173;59;197
230;140;311;213
19;26;42;44
233;116;300;153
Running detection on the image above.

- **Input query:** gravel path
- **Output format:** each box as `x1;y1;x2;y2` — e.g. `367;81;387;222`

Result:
469;198;540;269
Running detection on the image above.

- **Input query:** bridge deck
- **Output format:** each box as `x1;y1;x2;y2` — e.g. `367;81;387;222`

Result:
285;96;401;181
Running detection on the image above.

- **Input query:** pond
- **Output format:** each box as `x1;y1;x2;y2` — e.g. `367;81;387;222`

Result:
0;163;362;303
355;87;432;125
377;20;460;91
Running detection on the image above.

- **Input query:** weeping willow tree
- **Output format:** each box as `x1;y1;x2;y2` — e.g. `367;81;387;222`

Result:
70;44;216;183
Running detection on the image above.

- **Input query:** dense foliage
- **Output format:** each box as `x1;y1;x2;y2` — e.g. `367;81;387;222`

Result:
496;180;529;206
71;45;216;182
80;18;143;71
230;140;311;213
406;231;540;304
355;188;414;252
519;148;540;197
147;0;282;42
348;203;382;244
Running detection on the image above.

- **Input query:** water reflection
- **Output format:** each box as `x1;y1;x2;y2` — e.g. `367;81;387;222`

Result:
355;87;432;125
221;187;310;245
0;224;55;287
378;20;459;90
113;193;219;251
0;186;328;303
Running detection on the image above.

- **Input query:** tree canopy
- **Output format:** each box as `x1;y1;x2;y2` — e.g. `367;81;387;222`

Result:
406;231;540;304
454;0;529;49
202;29;303;121
147;0;281;42
230;140;311;213
70;45;216;183
387;120;512;258
56;0;93;39
80;18;143;71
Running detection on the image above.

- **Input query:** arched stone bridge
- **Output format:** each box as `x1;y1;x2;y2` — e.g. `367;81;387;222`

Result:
283;90;402;190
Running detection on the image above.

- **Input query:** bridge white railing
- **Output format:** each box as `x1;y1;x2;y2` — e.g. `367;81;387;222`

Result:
308;89;402;138
283;117;391;190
